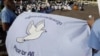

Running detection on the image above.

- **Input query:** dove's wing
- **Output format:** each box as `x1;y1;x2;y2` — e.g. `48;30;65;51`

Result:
27;21;36;34
36;20;45;31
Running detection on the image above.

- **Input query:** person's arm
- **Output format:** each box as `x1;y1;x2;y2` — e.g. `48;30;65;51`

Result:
1;8;11;32
1;22;10;31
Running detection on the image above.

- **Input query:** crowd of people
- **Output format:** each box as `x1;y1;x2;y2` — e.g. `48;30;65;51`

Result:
14;0;85;15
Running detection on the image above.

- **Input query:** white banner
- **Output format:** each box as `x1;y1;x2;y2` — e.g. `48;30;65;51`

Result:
6;12;92;56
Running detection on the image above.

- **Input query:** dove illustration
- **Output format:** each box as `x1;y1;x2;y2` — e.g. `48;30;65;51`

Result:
17;20;46;43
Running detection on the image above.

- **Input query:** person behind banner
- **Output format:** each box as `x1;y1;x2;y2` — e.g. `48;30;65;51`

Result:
1;0;17;32
1;0;17;45
88;0;100;56
88;18;100;56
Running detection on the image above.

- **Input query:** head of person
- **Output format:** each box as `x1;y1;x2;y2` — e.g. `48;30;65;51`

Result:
4;0;16;11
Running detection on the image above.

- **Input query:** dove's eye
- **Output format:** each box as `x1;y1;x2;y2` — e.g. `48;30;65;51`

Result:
23;39;26;41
